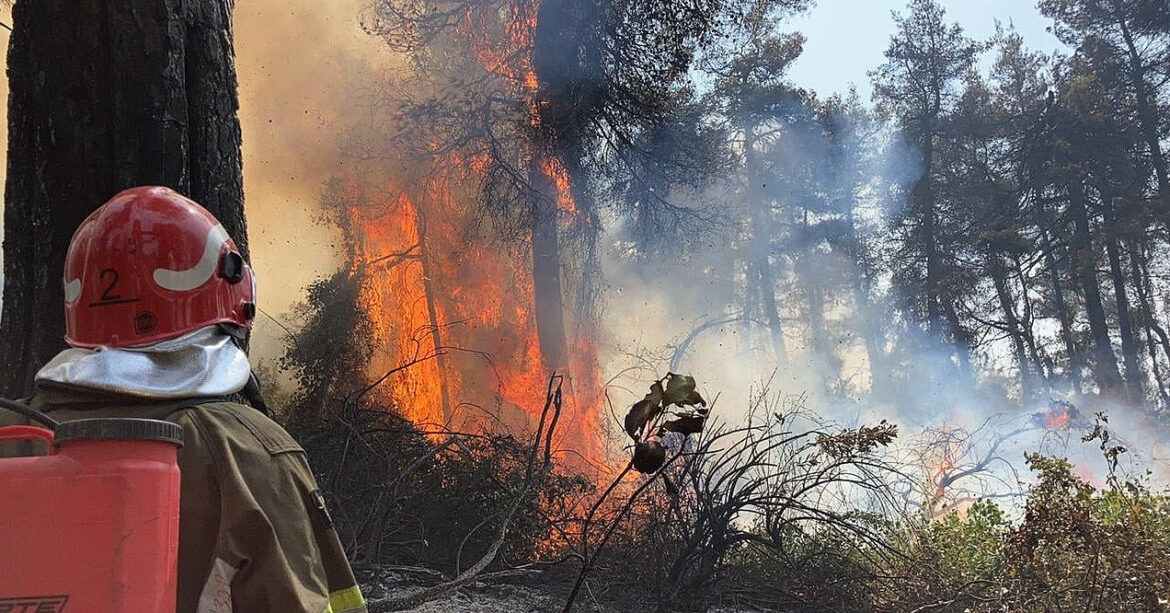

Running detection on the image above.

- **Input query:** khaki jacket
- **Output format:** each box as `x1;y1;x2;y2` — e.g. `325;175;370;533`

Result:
0;388;367;613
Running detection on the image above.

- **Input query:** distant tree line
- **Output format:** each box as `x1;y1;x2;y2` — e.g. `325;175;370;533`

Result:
632;0;1170;416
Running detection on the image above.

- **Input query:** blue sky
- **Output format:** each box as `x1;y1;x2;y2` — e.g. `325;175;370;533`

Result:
786;0;1070;100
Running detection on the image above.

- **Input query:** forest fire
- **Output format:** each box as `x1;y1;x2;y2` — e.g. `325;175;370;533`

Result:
350;166;603;462
345;0;604;463
1044;407;1071;430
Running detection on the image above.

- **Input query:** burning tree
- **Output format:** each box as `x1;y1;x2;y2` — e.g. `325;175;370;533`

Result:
323;0;811;457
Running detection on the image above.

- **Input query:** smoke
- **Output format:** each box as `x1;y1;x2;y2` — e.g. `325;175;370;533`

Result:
234;0;405;365
0;1;1164;502
595;100;1170;508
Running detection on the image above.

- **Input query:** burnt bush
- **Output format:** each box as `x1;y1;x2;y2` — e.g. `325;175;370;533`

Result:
287;401;592;573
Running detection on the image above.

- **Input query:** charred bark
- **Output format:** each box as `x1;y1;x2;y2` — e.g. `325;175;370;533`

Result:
530;158;568;372
0;0;246;396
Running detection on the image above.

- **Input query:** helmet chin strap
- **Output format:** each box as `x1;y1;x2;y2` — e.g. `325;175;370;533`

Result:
217;324;269;415
218;322;249;344
241;372;271;416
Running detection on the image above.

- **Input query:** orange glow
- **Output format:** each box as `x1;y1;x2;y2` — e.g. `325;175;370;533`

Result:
921;427;965;519
349;167;602;462
541;157;578;217
1044;408;1071;430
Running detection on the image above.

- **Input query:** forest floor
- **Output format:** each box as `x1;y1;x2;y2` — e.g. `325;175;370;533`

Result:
358;566;766;612
359;566;578;613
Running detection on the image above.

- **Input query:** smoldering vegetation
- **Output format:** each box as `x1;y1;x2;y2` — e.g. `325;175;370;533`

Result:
256;0;1170;611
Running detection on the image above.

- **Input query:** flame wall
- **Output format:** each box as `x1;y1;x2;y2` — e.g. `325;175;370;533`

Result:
349;158;604;462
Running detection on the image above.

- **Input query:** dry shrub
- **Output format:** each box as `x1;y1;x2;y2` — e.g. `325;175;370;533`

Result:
568;393;901;613
290;403;592;573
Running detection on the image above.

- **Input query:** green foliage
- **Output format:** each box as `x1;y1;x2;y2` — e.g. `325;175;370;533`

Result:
994;455;1170;612
878;455;1170;612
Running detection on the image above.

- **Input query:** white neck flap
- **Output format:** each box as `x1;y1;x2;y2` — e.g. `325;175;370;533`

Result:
35;326;251;399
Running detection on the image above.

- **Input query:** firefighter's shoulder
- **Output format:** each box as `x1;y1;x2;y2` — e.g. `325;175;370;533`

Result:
173;400;304;458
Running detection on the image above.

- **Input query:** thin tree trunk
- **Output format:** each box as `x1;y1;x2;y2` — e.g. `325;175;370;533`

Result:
990;253;1034;400
755;252;788;364
1129;238;1170;407
845;207;888;397
1067;181;1123;396
799;242;834;390
799;208;836;390
0;0;246;396
944;301;974;376
411;195;453;424
745;124;787;363
918;145;943;341
1041;226;1083;391
1102;198;1144;405
1117;17;1170;221
1013;255;1049;386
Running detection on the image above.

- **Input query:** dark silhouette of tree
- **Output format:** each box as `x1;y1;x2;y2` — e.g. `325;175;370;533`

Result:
1040;0;1170;224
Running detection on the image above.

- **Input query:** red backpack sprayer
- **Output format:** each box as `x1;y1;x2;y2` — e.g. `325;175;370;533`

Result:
0;398;183;613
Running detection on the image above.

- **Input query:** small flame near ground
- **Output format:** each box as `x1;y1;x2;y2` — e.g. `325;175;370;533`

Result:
1043;407;1071;430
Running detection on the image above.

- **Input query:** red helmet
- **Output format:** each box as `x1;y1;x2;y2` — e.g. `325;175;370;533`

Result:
63;186;256;348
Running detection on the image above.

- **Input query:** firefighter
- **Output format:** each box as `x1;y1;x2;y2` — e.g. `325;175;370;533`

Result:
0;186;366;613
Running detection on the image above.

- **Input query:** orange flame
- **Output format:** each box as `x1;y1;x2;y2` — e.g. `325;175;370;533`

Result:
1044;408;1071;430
349;167;602;462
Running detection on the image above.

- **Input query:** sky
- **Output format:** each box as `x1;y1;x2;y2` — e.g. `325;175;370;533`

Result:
787;0;1071;101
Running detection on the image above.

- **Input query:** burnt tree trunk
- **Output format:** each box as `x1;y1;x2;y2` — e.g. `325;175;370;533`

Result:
529;158;568;372
0;0;246;397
